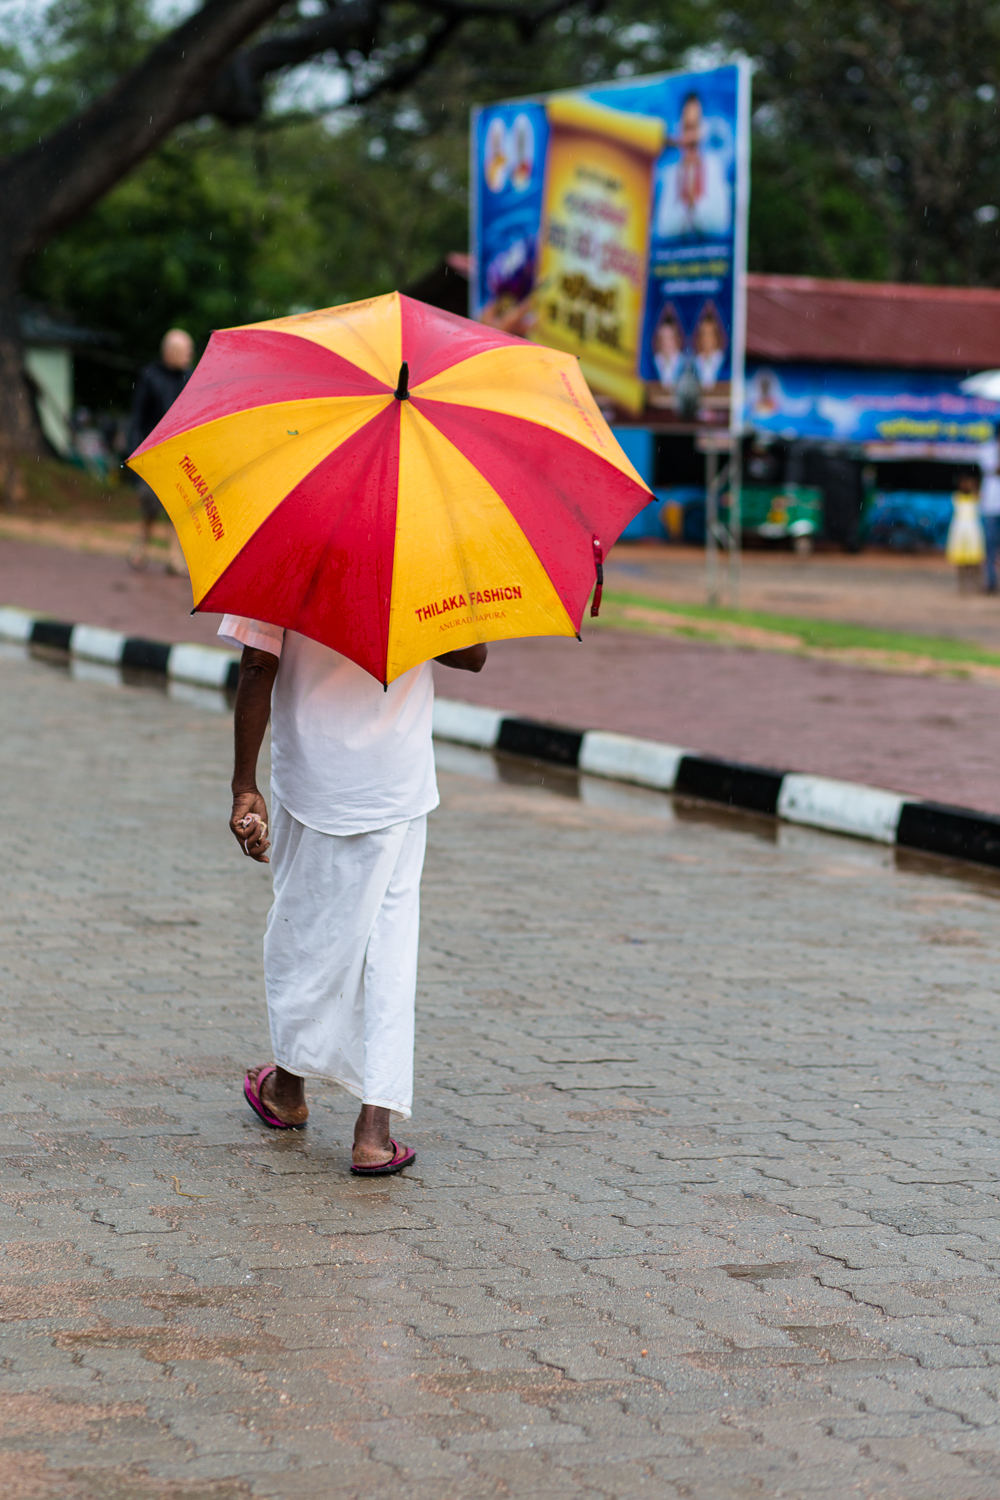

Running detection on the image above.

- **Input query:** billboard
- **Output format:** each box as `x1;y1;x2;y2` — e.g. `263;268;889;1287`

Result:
745;364;1000;449
471;63;750;431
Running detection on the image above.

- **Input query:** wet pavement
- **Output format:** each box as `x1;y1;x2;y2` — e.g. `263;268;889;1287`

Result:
8;535;1000;814
436;630;1000;815
6;651;1000;1498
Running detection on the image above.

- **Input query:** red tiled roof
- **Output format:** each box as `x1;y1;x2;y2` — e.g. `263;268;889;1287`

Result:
746;273;1000;370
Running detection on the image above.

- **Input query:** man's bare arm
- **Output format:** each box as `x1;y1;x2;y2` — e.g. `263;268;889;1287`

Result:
230;645;279;863
435;644;488;672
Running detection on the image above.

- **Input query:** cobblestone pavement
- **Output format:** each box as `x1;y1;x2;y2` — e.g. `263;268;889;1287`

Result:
6;653;1000;1499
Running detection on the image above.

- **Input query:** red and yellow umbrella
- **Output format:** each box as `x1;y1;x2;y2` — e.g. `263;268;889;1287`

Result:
128;292;651;683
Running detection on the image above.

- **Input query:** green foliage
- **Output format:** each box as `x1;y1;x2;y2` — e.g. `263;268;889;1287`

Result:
28;135;263;358
724;0;1000;284
17;0;713;373
23;114;473;367
9;0;1000;408
0;0;162;151
748;136;892;281
604;591;1000;668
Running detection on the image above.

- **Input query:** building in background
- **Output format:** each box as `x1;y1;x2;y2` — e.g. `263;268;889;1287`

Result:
410;260;1000;551
18;301;123;463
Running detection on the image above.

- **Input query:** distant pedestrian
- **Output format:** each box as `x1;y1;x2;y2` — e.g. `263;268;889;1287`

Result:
127;329;193;573
946;470;985;595
222;616;487;1174
979;442;1000;594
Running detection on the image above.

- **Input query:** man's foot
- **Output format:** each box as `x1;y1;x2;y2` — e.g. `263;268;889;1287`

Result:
353;1103;403;1167
245;1064;308;1127
127;545;148;571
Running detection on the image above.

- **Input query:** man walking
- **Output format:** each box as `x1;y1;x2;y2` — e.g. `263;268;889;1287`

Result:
220;615;486;1174
127;328;193;573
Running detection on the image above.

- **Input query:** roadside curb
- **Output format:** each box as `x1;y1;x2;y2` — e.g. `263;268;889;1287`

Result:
430;700;1000;874
5;605;1000;873
0;606;240;691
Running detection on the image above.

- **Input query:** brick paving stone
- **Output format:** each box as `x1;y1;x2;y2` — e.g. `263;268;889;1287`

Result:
7;651;1000;1496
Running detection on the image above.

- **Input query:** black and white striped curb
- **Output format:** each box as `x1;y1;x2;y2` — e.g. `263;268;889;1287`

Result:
5;605;1000;872
431;701;1000;873
0;606;240;691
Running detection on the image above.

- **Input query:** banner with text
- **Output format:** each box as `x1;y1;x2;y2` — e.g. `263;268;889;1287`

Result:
745;364;1000;449
471;63;750;429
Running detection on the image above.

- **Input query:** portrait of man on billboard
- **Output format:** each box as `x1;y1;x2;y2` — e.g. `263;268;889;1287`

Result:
655;92;733;239
652;302;685;389
693;300;728;390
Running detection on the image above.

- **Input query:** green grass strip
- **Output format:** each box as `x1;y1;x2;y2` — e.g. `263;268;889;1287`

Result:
603;590;1000;667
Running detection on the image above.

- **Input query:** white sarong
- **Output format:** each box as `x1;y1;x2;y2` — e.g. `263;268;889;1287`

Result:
264;798;426;1117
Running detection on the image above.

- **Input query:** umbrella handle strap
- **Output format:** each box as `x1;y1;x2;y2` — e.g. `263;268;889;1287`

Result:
590;535;604;618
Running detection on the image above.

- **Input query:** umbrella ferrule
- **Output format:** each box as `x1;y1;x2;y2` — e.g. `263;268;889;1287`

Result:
394;362;410;401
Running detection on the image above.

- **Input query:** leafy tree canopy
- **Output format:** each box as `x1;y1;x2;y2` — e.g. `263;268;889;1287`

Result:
3;0;999;397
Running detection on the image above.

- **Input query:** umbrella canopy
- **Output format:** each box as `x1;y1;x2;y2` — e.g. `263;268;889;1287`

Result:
128;292;652;683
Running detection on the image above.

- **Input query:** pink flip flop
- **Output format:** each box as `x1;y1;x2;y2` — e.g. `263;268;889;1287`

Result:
350;1139;416;1176
243;1065;306;1130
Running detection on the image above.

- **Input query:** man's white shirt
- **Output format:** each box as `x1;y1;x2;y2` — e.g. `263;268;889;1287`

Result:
219;616;439;836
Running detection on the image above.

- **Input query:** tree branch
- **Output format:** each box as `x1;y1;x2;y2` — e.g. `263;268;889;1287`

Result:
188;0;382;125
191;0;583;121
0;0;582;270
0;0;290;268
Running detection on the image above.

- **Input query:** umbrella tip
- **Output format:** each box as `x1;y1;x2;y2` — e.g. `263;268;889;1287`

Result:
394;361;409;401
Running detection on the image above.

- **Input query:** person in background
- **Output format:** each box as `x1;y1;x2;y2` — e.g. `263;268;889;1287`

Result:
979;439;1000;593
946;469;986;594
127;328;193;573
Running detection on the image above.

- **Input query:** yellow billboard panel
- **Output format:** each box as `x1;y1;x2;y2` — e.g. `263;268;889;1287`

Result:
532;95;665;415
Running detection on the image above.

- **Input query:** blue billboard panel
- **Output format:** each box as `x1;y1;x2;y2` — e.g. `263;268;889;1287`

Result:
746;363;1000;447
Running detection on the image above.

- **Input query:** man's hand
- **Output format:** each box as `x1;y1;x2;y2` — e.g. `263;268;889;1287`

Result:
436;643;488;672
230;789;271;862
230;645;279;865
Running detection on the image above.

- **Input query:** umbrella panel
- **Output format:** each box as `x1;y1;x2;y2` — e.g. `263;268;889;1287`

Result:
131;330;388;455
414;343;642;486
411;396;647;624
132;395;391;603
386;406;575;680
199;404;401;679
240;295;405;387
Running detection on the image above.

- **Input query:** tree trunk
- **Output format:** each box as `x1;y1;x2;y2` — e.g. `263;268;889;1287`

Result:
0;268;36;504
